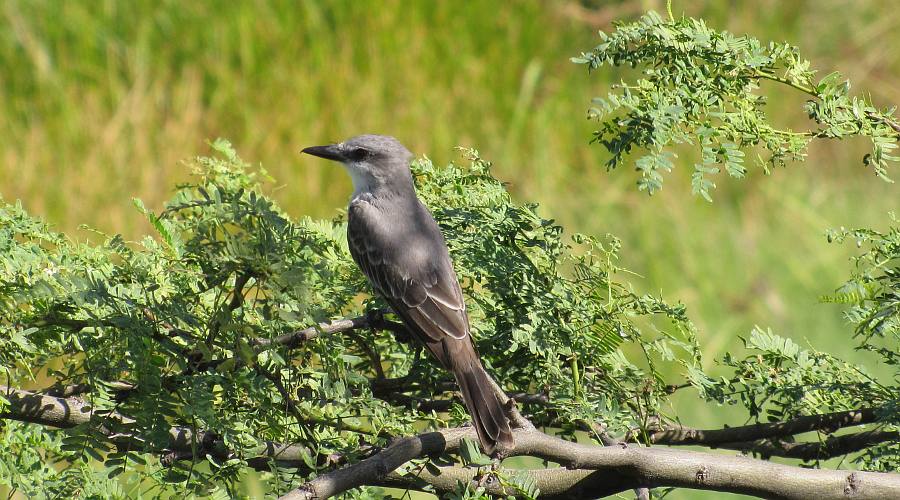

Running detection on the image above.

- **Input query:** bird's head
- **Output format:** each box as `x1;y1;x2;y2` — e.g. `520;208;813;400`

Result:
301;134;414;196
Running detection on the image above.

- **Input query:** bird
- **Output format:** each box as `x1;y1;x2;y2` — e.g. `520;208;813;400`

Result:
301;134;514;454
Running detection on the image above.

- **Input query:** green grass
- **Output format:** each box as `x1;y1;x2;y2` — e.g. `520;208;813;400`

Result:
1;0;898;498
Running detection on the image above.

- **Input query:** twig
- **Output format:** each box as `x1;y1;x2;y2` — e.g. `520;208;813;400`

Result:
347;331;386;379
252;366;386;437
42;381;134;398
227;272;252;311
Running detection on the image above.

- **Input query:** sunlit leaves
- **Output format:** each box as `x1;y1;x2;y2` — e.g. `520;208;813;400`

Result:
1;136;896;497
1;142;704;496
412;151;700;434
575;11;900;197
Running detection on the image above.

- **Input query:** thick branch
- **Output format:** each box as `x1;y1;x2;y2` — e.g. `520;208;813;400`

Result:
376;465;635;500
281;427;473;500
282;425;900;500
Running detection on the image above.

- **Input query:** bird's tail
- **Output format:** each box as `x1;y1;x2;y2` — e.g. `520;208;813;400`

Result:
454;360;514;455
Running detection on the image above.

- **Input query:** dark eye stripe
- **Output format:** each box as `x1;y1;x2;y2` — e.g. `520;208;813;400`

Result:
348;148;369;161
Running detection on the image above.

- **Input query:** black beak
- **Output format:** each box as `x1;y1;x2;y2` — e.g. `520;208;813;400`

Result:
301;144;345;162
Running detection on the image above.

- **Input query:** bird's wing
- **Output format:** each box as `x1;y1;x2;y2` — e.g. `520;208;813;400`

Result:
347;204;469;343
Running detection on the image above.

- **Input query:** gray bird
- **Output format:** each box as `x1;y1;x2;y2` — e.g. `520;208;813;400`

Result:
302;134;514;454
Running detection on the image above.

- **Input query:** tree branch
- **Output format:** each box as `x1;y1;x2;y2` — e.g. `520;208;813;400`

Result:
250;310;408;350
281;425;900;500
42;381;134;398
14;307;899;499
369;375;538;414
24;312;420;430
5;383;898;499
720;429;900;461
23;307;893;461
376;465;636;500
0;385;328;470
170;311;408;378
650;408;882;446
373;374;886;459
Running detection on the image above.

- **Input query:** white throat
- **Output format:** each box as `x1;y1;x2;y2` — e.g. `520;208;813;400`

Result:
343;163;376;201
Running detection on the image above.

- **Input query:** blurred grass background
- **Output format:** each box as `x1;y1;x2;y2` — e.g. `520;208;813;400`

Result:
1;0;898;497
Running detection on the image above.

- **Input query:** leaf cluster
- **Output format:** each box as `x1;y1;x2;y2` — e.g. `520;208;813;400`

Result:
1;9;898;499
573;10;900;199
0;142;700;497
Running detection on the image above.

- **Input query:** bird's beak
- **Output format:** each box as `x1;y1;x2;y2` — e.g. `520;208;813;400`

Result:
301;144;345;162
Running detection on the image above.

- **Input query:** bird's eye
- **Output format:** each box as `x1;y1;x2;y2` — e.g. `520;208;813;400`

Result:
348;148;369;161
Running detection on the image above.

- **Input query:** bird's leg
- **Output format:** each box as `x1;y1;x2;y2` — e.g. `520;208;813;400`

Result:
367;308;414;345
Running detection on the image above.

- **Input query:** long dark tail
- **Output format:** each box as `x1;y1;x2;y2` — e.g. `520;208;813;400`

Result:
454;360;514;455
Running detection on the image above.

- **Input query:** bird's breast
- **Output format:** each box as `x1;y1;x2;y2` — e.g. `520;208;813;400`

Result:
348;197;446;270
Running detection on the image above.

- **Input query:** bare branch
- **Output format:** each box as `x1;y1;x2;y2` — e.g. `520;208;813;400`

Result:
376;465;636;500
651;408;882;446
250;310;408;350
280;427;473;500
720;429;900;461
576;419;651;499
